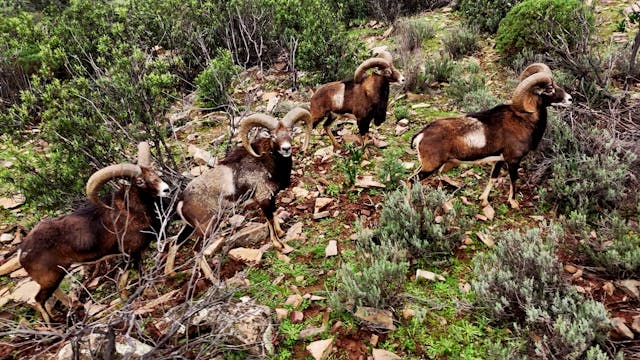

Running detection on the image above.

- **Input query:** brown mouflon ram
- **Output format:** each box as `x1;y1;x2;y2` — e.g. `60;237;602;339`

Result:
176;107;313;252
18;142;171;323
308;50;405;150
409;63;572;209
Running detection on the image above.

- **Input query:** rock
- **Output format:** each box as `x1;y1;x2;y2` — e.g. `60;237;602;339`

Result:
313;211;330;220
285;222;304;241
290;311;304;324
615;280;640;299
403;162;414;170
482;205;495;221
398;118;409;127
0;233;14;243
9;268;27;278
314;146;335;160
285;294;303;307
228;248;263;265
228;214;246;228
330;321;343;334
372;349;401;360
266;95;279;113
354;307;396;331
9;279;39;303
275;308;288;322
564;264;579;274
355;175;385;189
476;232;494;248
188;144;216;166
402;307;415;320
314;198;334;213
416;269;444;282
0;256;21;276
306;338;334;360
133;290;180;315
632;317;640;334
612;317;634;339
300;326;325;339
228;222;268;248
394;125;408;136
372;139;388;148
57;334;153;360
325;240;338;257
189;165;209;176
292;186;311;199
0;194;25;209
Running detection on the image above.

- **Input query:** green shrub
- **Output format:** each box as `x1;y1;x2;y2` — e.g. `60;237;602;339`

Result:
568;212;640;277
456;0;524;33
472;226;611;359
422;53;457;84
442;26;481;60
336;143;364;188
195;49;241;109
495;0;594;64
445;61;486;103
357;183;467;262
461;89;499;113
377;147;409;189
396;18;436;53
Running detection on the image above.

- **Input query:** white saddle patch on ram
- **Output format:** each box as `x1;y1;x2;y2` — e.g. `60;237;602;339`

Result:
218;166;236;196
331;85;345;109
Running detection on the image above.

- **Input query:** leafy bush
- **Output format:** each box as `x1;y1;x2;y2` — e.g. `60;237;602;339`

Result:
442;25;481;60
472;226;611;359
445;61;487;103
495;0;594;64
422;53;457;84
357;183;466;262
461;89;499;113
336;143;364;188
377;147;409;189
456;0;524;34
195;49;241;109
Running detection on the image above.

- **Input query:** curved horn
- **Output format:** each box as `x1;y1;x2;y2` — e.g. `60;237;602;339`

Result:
511;72;554;113
281;107;313;152
354;58;391;82
238;113;280;157
86;164;142;208
373;49;394;63
137;142;151;167
518;63;552;82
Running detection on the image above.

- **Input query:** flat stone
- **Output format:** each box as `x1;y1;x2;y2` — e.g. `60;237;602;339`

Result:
482;205;495;221
188;144;216;166
612;317;634;339
372;349;401;360
314;146;334;160
275;308;288;322
416;269;444;282
285;294;303;307
300;326;325;339
394;125;408;136
616;280;640;299
0;233;13;243
203;238;224;256
314;198;334;213
476;232;494;248
564;264;579;274
228;214;246;228
325;240;338;257
229;222;268;248
632;317;640;334
228;248;263;265
285;222;304;241
290;310;304;324
306;338;333;360
292;187;310;199
354;307;396;331
355;175;385;189
0;194;25;209
9;268;27;278
398;119;409;126
313;211;330;220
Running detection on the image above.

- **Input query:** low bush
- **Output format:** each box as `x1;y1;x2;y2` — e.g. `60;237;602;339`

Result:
442;25;481;60
461;89;499;113
422;53;457;84
495;0;594;64
445;61;487;103
456;0;524;34
195;49;241;109
472;226;611;359
396;18;436;53
377;147;409;189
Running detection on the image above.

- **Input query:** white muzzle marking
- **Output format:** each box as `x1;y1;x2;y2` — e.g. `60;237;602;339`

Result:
279;141;292;157
158;182;171;197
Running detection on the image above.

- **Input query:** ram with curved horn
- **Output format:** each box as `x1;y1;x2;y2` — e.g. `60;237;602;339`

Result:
18;142;170;323
409;63;572;209
176;107;312;252
309;50;405;150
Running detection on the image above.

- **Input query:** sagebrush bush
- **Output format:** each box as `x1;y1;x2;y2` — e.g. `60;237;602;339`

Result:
422;53;457;84
461;89;499;113
442;25;481;60
472;226;611;359
377;147;409;189
495;0;594;64
195;49;241;109
357;183;467;262
568;212;640;277
396;18;436;53
456;0;524;33
445;61;487;102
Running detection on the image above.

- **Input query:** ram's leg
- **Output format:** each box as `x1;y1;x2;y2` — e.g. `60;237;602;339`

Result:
479;161;504;207
262;197;294;253
506;162;520;209
323;113;341;150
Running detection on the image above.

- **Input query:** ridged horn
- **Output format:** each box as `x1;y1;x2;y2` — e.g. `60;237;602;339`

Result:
518;63;552;82
373;49;394;63
281;107;313;152
354;58;391;82
511;72;554;113
86;164;142;209
137;141;151;167
238;113;280;157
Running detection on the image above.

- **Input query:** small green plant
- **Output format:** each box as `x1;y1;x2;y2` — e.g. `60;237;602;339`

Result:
325;183;341;197
393;104;410;121
442;25;481;59
445;61;487;102
422;53;457;84
278;319;304;346
377;147;409;189
396;17;436;52
195;49;241;109
336;143;364;188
